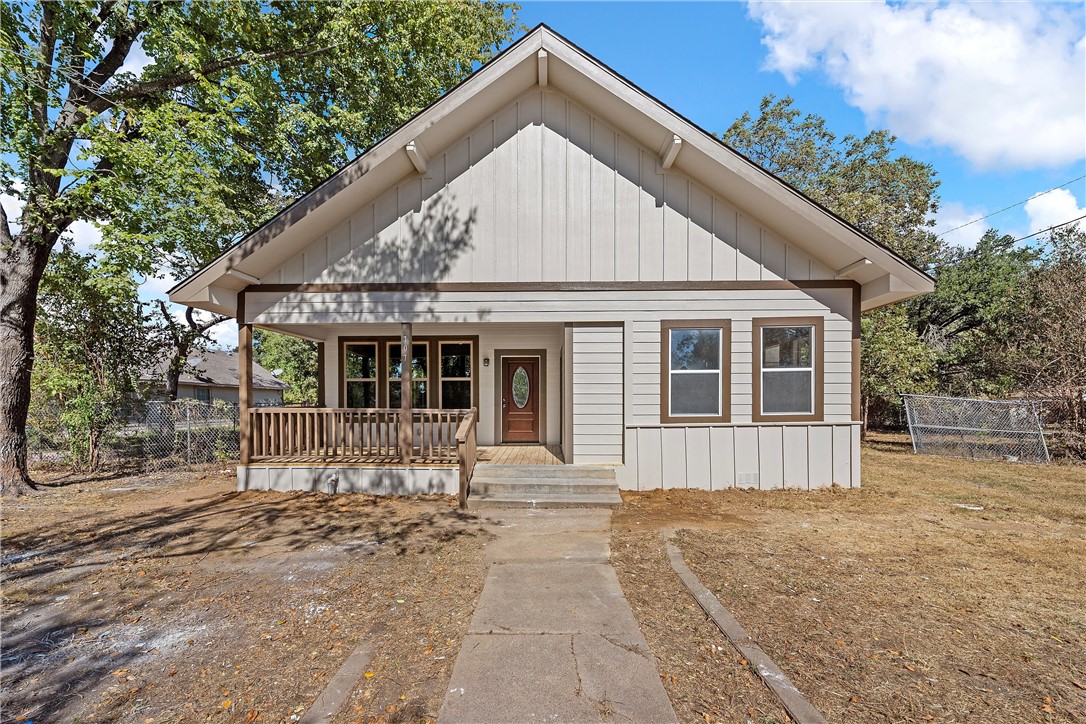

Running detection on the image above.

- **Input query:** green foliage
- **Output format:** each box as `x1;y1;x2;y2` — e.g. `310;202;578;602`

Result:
31;246;161;469
723;95;943;268
861;306;937;400
253;329;318;406
909;229;1038;395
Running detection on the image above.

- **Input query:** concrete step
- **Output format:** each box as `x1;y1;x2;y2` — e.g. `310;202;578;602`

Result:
466;490;623;510
472;464;616;480
470;477;619;495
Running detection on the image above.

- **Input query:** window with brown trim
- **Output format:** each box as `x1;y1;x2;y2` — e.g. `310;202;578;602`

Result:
438;340;473;409
344;342;378;407
660;319;731;424
752;317;824;422
388;341;429;408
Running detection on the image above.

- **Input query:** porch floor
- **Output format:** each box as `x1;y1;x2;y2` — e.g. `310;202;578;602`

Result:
477;445;564;466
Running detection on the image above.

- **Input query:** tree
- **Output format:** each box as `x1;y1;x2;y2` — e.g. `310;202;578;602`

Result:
32;245;159;471
859;306;936;436
253;329;319;406
723;95;942;268
909;229;1038;395
999;227;1086;456
0;0;518;495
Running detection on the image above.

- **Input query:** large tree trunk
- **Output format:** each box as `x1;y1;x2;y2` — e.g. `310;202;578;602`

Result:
0;230;54;496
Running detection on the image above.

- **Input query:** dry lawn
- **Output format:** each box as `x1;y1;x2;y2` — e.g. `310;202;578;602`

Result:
1;470;493;723
615;434;1086;723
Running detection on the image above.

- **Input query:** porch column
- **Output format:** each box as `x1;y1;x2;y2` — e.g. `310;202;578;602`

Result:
399;322;413;463
238;314;253;465
316;341;326;407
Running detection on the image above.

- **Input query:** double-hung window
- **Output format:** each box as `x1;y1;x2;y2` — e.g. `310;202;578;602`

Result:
753;318;823;422
388;341;429;408
438;341;473;409
660;320;731;424
344;342;378;407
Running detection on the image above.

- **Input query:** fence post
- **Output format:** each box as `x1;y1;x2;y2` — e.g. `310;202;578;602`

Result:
186;402;192;465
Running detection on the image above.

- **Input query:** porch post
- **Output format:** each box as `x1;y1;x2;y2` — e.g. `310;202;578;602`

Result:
316;341;326;407
399;322;413;464
238;295;253;465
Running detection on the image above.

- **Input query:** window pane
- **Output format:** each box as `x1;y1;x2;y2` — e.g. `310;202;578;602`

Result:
346;380;377;408
762;327;812;368
762;370;813;414
390;381;427;408
670;329;721;371
389;343;428;379
345;344;377;379
441;343;472;378
670;372;720;416
441;380;471;409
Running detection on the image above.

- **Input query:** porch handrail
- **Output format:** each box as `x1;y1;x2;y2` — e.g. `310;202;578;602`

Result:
248;407;472;463
455;407;478;510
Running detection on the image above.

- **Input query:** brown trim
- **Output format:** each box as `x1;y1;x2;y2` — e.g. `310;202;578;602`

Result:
660;319;732;425
493;349;548;444
237;290;246;325
315;341;326;407
238;322;253;464
751;317;825;423
337;334;480;412
851;285;862;423
243;280;860;295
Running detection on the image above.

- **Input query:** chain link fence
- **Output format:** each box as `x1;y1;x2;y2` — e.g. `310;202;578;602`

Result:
902;394;1050;464
28;399;243;473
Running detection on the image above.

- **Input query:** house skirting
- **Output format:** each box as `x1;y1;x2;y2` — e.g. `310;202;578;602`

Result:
237;464;458;495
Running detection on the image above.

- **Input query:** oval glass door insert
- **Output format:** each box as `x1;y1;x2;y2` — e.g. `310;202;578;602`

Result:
512;366;530;408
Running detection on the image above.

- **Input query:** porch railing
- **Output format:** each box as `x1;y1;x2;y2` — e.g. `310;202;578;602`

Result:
248;407;473;463
456;408;478;509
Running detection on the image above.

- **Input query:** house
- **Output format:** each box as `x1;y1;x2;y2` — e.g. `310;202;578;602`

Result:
142;349;288;406
168;26;933;504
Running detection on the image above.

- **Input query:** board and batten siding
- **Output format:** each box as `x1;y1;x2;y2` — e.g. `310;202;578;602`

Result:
570;324;623;464
260;89;837;289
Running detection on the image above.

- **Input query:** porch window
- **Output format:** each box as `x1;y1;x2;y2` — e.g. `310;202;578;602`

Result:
344;342;378;407
439;341;473;409
388;342;429;408
752;318;823;422
660;319;731;424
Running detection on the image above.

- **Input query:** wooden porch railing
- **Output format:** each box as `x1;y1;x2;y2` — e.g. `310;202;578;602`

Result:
248;407;473;463
455;407;478;509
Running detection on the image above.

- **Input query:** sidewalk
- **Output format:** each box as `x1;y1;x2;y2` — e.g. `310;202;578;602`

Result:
438;509;677;723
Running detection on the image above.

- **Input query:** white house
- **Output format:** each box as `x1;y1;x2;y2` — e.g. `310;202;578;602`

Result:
169;26;933;505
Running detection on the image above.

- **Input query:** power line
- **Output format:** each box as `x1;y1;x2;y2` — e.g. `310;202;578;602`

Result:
936;174;1086;237
1009;214;1086;244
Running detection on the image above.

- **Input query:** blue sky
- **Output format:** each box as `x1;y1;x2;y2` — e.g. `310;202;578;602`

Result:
516;1;1086;248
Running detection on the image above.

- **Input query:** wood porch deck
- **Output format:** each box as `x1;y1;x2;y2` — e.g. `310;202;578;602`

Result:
476;445;565;466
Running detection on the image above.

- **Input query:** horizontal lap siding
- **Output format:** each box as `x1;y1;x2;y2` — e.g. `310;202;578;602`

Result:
618;423;860;491
260;89;833;288
572;326;623;464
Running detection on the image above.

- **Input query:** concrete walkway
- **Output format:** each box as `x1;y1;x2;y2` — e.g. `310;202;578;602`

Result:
438;509;677;723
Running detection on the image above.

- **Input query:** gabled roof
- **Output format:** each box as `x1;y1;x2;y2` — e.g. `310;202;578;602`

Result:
142;349;288;390
170;24;935;315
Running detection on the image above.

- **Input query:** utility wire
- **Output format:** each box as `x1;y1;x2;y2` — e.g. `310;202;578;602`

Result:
936;175;1086;237
1009;214;1086;244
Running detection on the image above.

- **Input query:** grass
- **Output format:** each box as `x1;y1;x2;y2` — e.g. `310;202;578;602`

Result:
614;434;1086;723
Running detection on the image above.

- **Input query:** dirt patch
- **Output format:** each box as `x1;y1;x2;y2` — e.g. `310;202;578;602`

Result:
614;435;1086;723
2;470;492;723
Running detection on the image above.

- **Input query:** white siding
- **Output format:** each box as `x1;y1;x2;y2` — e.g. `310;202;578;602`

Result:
619;423;860;491
571;325;623;464
262;89;833;287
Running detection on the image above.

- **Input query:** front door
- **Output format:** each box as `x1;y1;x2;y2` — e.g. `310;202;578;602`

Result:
501;357;540;443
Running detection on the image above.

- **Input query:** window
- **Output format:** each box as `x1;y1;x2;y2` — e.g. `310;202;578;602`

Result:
753;317;823;422
660;320;731;424
344;342;378;407
194;387;211;403
439;341;473;409
388;341;429;408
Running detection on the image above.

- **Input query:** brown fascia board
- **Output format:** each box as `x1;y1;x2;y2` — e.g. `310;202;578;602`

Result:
171;23;933;309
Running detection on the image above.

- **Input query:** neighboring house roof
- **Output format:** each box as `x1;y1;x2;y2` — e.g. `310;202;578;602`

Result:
170;24;935;315
142;349;289;390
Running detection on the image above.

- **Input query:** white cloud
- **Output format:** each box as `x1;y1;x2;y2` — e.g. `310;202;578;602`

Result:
118;39;152;77
933;200;989;248
1;180;25;233
1025;187;1086;236
747;1;1086;170
67;219;103;253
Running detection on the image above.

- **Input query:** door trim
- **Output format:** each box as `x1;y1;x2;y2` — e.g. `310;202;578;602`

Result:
494;349;547;444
